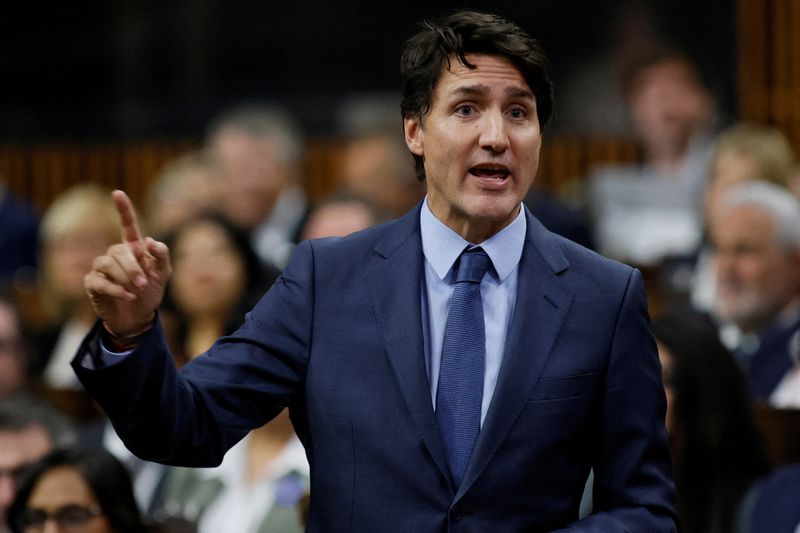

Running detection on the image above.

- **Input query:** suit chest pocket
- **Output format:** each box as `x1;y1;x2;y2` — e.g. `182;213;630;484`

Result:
528;371;599;403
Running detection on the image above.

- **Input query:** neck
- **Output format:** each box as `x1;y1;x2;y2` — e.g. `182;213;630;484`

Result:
185;315;225;358
646;143;687;176
435;204;520;244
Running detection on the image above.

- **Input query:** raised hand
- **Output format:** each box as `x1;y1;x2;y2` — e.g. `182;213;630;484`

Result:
84;190;172;337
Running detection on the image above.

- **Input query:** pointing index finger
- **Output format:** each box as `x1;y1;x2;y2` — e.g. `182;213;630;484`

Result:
112;190;143;245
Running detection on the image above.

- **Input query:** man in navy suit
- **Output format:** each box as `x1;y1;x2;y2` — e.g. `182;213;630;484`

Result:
74;11;676;531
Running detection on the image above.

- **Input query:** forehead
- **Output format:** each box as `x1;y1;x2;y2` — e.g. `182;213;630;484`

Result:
713;150;759;179
212;128;278;160
713;205;777;242
175;221;234;250
434;54;533;97
633;59;701;94
28;466;98;509
0;425;52;467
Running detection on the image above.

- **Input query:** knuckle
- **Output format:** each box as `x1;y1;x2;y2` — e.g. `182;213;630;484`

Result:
92;255;108;270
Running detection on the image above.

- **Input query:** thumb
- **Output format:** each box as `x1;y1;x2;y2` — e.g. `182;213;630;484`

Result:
143;237;172;279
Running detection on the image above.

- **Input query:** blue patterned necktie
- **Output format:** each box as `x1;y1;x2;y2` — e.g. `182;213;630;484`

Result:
436;246;491;486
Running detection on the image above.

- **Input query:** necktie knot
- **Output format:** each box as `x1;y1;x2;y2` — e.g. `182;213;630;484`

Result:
456;247;491;284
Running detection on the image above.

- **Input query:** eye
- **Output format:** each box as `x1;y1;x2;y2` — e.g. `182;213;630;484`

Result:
507;106;528;120
454;103;476;117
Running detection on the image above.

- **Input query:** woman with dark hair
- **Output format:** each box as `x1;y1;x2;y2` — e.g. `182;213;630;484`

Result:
161;212;279;365
653;313;770;533
101;212;281;517
7;447;146;533
150;212;307;533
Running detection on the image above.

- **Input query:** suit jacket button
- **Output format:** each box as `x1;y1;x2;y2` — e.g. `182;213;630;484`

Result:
450;504;463;521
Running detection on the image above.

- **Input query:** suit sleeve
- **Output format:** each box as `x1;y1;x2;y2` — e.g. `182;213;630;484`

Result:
71;240;316;467
555;268;678;532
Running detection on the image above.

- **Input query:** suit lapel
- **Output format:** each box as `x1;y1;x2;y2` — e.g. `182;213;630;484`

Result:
456;211;574;500
367;206;452;485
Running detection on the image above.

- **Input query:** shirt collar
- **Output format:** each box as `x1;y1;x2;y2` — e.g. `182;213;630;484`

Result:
420;196;526;283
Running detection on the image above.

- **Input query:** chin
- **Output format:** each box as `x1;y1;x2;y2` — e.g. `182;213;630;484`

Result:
475;204;521;224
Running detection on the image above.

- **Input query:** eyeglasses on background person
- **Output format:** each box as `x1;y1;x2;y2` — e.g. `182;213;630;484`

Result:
17;503;102;532
6;448;146;533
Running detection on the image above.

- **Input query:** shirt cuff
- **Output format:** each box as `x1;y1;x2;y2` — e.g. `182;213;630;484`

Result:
79;340;135;370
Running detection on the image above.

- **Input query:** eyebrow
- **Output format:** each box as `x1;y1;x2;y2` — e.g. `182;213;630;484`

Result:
450;84;490;97
448;84;535;100
506;87;535;99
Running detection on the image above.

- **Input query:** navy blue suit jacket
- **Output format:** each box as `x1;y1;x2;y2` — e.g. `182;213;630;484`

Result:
73;204;676;532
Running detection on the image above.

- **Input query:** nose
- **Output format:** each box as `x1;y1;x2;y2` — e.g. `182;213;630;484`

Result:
478;112;510;153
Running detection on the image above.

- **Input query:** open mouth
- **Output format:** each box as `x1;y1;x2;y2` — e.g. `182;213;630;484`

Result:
469;164;510;180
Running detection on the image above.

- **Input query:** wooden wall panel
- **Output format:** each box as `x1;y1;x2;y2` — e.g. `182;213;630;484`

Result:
0;141;198;213
0;137;642;214
738;0;800;150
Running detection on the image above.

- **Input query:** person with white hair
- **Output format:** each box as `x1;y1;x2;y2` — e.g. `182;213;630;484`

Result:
710;181;800;405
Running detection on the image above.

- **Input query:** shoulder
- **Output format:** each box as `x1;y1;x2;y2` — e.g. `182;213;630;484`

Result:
300;207;419;265
558;233;633;278
306;219;398;258
559;235;642;309
281;211;417;284
527;211;636;293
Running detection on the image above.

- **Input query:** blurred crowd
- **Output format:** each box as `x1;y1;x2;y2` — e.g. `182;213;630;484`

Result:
0;100;417;533
1;26;800;533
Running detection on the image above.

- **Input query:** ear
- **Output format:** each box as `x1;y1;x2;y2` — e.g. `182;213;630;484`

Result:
404;116;424;157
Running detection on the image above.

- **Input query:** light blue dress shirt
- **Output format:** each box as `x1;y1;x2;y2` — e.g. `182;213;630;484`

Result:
420;198;526;425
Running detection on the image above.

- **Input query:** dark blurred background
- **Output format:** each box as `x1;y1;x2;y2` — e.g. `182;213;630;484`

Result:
0;0;735;141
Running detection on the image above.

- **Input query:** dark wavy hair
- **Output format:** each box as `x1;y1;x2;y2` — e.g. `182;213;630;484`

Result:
400;10;554;181
7;447;146;533
161;212;280;363
653;312;769;533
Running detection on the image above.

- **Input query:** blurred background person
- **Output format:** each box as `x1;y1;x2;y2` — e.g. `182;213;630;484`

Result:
710;181;800;405
0;395;76;533
704;123;797;222
0;179;38;288
300;194;384;241
143;151;221;240
589;47;718;265
335;96;424;217
746;462;800;533
30;184;120;391
104;212;302;531
207;104;308;269
0;293;29;401
623;49;716;180
692;123;797;312
161;212;280;364
653;312;769;533
6;448;146;533
104;212;279;516
552;0;661;137
523;187;595;250
158;410;307;533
